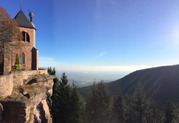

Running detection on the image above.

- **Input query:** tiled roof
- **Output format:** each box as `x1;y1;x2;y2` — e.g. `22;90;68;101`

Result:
14;10;35;29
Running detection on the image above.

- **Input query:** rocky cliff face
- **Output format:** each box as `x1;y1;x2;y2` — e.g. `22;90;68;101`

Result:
0;73;55;123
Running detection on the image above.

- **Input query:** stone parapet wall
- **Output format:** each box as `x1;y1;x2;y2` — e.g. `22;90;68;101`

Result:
11;69;48;87
0;74;13;97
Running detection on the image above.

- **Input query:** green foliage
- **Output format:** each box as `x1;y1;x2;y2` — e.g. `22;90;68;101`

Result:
86;81;113;123
147;100;165;123
69;82;85;123
112;88;126;123
49;70;178;123
172;103;179;123
12;64;22;70
48;67;56;75
12;54;22;70
50;71;85;123
128;83;152;123
48;67;60;123
60;72;68;86
124;83;166;123
51;77;60;119
57;72;72;123
165;101;175;123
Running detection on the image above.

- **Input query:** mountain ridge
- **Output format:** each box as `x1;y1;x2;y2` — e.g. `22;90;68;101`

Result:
79;64;179;105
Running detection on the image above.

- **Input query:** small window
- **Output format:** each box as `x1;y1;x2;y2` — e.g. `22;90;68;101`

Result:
22;31;30;42
22;31;25;41
27;33;30;42
21;53;25;64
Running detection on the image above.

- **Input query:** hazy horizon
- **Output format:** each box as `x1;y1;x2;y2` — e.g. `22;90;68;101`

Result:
48;63;179;87
55;70;129;87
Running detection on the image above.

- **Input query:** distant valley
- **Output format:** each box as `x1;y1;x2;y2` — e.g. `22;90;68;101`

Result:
56;71;129;87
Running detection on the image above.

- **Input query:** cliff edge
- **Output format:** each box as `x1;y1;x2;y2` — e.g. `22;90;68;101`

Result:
0;70;55;123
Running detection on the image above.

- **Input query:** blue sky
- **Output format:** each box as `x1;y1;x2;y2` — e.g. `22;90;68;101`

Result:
1;0;179;78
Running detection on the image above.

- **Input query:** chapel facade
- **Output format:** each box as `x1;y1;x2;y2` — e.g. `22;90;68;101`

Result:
0;9;39;75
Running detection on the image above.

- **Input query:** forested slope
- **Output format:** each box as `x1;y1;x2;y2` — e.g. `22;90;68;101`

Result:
80;64;179;105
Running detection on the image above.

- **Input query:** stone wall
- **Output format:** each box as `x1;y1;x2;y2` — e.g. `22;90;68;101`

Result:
19;26;36;47
0;74;13;97
10;41;34;71
11;69;48;87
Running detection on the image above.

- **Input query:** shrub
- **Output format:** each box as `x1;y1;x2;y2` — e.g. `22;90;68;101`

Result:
12;64;22;70
12;54;22;70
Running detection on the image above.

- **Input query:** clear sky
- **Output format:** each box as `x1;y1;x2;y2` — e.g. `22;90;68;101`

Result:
1;0;179;75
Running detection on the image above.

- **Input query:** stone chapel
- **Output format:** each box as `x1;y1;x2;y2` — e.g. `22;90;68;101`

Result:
0;9;38;75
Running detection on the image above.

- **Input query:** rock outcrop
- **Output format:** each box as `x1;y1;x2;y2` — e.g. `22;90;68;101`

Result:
0;71;55;123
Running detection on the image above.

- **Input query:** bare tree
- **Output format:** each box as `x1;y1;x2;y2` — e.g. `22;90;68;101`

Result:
0;6;22;74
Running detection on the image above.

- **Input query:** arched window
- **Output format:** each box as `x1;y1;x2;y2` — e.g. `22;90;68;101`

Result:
22;31;30;42
21;53;25;64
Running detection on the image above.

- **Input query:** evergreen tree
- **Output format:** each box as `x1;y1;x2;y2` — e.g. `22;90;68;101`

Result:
47;67;60;123
49;70;85;123
56;72;72;123
165;101;175;123
129;83;150;123
86;81;113;123
126;84;165;123
113;89;126;123
12;54;22;70
48;67;56;75
172;103;179;123
48;67;52;74
51;77;60;123
146;99;165;123
69;82;85;123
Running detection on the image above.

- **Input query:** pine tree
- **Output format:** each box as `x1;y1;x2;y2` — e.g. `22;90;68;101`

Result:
48;67;56;75
51;77;60;123
48;67;52;75
86;81;113;123
56;72;72;123
129;83;150;123
146;99;165;123
69;82;85;123
50;71;85;123
113;89;126;123
48;67;60;123
165;101;175;123
172;103;179;123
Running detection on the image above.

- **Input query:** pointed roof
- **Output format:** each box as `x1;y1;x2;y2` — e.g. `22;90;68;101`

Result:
14;10;35;29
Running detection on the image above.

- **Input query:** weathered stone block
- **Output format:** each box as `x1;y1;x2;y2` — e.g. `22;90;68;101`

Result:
0;74;13;97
